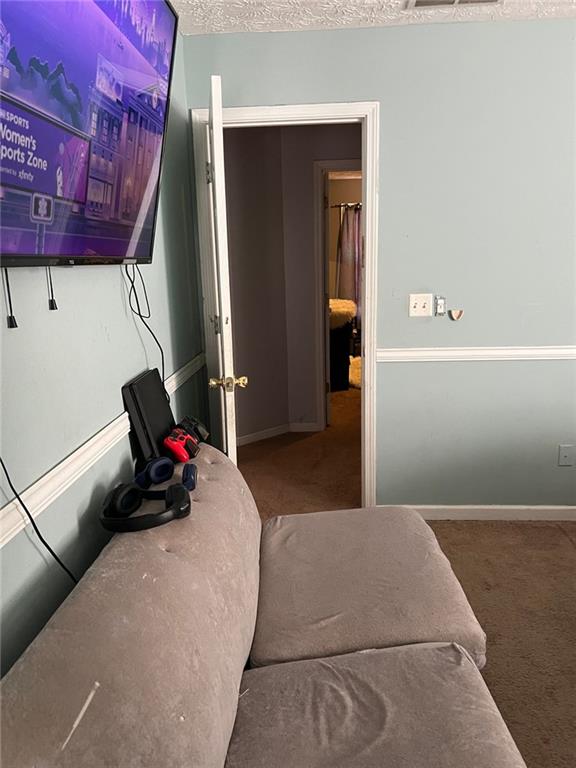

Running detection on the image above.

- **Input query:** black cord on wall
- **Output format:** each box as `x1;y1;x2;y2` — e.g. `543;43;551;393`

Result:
124;264;169;401
0;457;78;585
2;268;18;328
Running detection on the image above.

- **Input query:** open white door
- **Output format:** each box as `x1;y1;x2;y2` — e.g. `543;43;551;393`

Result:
192;99;378;503
323;170;332;427
194;75;246;464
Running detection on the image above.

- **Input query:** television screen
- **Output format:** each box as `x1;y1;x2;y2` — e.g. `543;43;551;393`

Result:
0;0;178;266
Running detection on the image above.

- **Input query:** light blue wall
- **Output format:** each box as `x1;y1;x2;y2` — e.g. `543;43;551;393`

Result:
183;19;576;505
0;35;206;674
377;362;576;505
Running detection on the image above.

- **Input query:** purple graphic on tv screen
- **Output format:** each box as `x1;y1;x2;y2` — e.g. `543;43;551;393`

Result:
1;97;90;204
0;0;177;264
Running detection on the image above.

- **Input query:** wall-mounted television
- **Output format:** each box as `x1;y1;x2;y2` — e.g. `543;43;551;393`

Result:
0;0;178;266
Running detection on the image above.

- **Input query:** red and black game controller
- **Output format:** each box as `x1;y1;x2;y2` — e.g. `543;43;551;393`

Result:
163;427;199;463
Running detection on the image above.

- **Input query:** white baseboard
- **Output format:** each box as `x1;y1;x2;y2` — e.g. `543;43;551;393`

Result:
289;422;324;433
0;353;206;549
237;422;324;447
408;505;576;521
237;424;290;447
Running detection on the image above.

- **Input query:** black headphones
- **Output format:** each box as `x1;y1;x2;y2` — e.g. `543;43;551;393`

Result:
100;461;196;533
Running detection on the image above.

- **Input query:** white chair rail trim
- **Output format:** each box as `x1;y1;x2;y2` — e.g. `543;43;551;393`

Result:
377;346;576;363
0;353;206;549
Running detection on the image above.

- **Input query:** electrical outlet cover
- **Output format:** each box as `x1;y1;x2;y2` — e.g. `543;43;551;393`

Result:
558;445;576;467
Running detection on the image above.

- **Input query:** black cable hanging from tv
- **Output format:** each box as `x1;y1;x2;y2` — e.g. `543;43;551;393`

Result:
0;456;78;585
124;264;169;402
2;268;18;329
46;267;58;311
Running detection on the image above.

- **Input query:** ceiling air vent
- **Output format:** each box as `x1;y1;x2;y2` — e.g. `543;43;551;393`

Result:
407;0;500;8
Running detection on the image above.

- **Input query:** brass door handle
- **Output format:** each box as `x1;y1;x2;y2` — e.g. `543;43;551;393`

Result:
209;376;249;392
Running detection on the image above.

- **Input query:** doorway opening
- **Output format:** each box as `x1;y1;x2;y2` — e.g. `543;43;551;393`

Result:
222;126;363;519
191;93;379;510
321;165;363;426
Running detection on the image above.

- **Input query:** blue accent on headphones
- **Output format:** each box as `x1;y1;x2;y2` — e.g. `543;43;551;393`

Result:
135;457;174;489
135;457;197;494
181;462;197;492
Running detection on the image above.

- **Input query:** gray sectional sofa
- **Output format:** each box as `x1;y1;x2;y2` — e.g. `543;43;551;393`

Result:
1;444;527;767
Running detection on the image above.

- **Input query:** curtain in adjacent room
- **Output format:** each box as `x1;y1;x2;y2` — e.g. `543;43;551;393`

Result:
335;205;362;314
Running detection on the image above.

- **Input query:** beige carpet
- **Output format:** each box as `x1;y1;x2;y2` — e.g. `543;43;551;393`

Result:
431;521;576;768
238;390;576;768
238;389;362;522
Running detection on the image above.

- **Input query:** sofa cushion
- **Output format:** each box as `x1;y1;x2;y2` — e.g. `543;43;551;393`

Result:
250;506;486;668
226;643;526;768
1;445;261;768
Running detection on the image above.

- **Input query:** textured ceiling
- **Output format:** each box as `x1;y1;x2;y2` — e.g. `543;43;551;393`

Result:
173;0;576;36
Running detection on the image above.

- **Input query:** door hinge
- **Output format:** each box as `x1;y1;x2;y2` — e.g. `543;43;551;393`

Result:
206;161;213;184
213;315;221;334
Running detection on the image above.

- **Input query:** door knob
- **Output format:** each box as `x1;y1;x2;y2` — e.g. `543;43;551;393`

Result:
209;376;249;392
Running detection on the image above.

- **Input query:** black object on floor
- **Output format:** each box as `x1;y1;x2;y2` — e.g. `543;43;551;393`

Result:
330;322;352;391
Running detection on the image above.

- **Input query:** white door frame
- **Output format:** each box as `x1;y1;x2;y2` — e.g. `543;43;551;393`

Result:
190;101;379;506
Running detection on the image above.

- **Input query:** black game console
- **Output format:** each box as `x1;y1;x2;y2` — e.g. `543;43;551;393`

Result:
122;368;175;464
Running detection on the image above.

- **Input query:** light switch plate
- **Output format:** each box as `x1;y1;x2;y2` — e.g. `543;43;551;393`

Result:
409;293;434;317
435;296;447;316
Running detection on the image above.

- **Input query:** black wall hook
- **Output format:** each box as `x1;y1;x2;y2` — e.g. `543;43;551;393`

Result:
46;267;58;311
